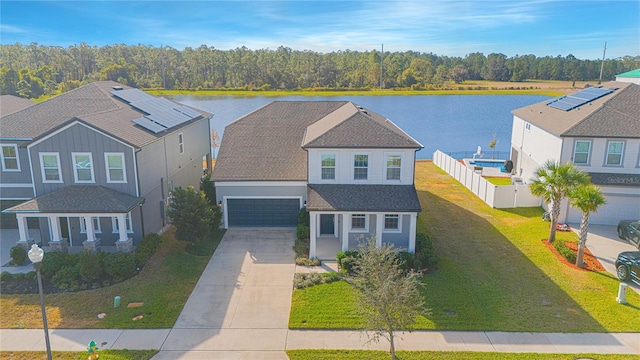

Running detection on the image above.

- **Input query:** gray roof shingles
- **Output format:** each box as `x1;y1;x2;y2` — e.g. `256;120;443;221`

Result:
0;81;211;147
307;184;422;212
4;185;144;213
212;101;422;181
0;95;35;117
512;81;640;138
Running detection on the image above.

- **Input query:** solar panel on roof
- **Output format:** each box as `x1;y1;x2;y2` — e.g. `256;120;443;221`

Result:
110;88;203;133
546;86;613;111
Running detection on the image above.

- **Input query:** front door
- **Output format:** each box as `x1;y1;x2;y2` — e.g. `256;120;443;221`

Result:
59;217;70;244
320;214;334;235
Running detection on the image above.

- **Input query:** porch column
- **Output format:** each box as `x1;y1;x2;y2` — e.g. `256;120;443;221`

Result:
115;213;133;253
83;216;101;253
49;215;62;241
375;213;383;247
333;213;338;237
309;212;317;259
15;214;34;249
341;213;349;251
408;213;417;253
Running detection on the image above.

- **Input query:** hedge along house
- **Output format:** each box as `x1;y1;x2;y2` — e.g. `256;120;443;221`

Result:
212;101;423;259
0;81;212;252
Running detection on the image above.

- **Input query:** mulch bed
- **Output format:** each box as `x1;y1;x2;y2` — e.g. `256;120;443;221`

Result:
542;240;605;272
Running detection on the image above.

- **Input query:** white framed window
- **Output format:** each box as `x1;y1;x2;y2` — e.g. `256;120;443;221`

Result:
386;154;402;180
321;154;336;180
351;213;368;232
105;153;126;183
383;214;402;233
605;141;624;166
40;152;62;183
573;140;591;165
178;133;184;154
353;154;368;180
80;217;101;234
72;152;95;183
1;144;20;171
112;213;133;233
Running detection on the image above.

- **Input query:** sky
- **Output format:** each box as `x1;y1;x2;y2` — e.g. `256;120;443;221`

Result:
1;0;638;60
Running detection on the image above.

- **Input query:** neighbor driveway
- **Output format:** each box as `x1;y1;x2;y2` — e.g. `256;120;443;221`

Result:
578;224;640;294
154;228;296;359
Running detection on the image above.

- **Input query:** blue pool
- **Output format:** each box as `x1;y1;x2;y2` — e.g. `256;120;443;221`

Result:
468;160;505;168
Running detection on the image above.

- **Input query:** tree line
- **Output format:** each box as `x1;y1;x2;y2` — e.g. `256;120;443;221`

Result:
1;42;638;98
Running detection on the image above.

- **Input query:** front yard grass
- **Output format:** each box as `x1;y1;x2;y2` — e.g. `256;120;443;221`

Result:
287;350;639;360
0;350;157;360
484;176;513;185
289;161;640;332
0;228;224;329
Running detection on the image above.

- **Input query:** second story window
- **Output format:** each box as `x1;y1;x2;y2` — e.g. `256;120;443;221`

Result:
386;155;401;180
72;152;95;183
321;155;335;180
605;141;624;166
1;144;20;171
354;154;368;180
40;152;62;183
105;153;126;183
573;140;591;165
178;133;184;154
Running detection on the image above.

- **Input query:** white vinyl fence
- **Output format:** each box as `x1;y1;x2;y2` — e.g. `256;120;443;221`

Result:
432;150;541;209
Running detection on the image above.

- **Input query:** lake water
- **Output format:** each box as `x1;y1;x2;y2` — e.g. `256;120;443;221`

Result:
167;94;551;159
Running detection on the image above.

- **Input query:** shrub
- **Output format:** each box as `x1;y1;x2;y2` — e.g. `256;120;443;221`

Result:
10;246;27;266
52;265;81;291
167;186;220;242
293;237;310;257
415;232;438;271
298;207;310;226
41;251;74;279
336;250;359;272
554;241;577;264
135;233;162;267
295;256;320;266
103;252;136;282
296;224;310;241
77;251;104;284
293;272;342;289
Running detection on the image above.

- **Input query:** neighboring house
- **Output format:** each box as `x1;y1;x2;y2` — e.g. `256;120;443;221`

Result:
510;81;640;225
0;95;35;116
212;101;423;259
615;69;640;85
0;81;212;252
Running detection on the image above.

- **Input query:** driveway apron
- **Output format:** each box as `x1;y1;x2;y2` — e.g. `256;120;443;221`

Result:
156;228;295;359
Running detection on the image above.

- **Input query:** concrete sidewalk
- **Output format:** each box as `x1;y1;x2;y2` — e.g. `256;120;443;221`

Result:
1;328;639;355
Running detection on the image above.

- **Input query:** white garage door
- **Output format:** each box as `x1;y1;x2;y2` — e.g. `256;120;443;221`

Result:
567;195;640;225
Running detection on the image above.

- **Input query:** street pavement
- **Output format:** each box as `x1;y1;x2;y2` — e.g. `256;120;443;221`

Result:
1;228;639;358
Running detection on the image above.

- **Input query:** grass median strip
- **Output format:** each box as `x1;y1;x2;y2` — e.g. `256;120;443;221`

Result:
0;350;157;360
1;228;224;329
287;350;640;360
289;161;640;332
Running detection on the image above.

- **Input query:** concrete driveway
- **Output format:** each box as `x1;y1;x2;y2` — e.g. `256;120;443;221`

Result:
577;224;640;294
154;228;296;359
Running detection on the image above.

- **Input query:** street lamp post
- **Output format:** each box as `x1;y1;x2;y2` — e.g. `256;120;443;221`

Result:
28;244;52;360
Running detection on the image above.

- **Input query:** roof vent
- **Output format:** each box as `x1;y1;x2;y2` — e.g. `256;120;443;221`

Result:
112;86;124;91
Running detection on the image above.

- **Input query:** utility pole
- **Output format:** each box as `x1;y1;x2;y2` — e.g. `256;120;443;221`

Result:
380;44;384;90
598;42;607;84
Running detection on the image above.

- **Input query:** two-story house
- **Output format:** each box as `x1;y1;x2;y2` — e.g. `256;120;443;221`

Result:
509;81;640;225
212;101;423;259
0;81;212;252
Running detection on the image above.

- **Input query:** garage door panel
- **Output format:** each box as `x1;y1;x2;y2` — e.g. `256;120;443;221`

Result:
227;198;299;227
568;195;640;225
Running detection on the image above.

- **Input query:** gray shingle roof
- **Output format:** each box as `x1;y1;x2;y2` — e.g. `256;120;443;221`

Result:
0;95;35;117
307;184;421;212
512;81;640;138
3;185;144;213
0;81;211;147
212;101;422;181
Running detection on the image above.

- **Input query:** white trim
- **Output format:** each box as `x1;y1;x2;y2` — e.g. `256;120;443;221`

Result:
384;152;403;182
350;213;369;232
1;144;20;171
0;183;34;188
222;195;304;229
572;139;592;165
320;153;337;181
132;151;139;197
352;152;370;181
27;146;36;197
39;152;63;183
79;216;102;234
111;212;133;233
104;152;127;183
215;181;307;187
604;140;625;167
382;214;402;233
72;152;95;183
0;197;32;200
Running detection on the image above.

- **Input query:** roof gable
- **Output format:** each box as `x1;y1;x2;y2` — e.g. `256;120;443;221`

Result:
0;95;35;116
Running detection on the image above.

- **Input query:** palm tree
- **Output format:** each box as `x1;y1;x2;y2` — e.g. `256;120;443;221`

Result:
530;160;590;243
569;184;606;268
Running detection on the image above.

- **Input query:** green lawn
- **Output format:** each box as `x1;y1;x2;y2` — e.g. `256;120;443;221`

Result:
287;350;640;360
1;229;224;329
289;161;640;332
0;350;157;360
484;176;513;185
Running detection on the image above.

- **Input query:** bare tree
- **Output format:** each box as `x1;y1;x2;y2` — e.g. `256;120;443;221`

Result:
348;238;426;360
